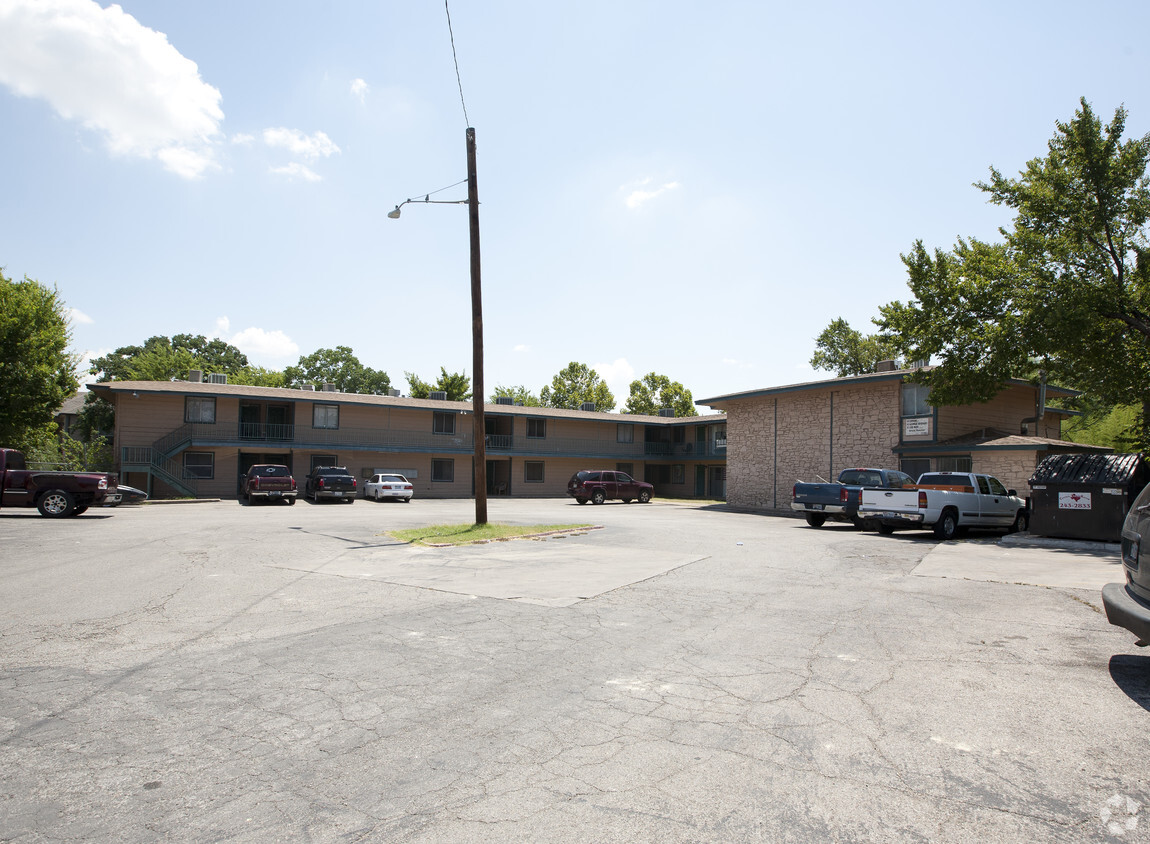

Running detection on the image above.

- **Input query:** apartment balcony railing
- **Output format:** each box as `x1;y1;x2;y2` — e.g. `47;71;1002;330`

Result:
138;422;728;461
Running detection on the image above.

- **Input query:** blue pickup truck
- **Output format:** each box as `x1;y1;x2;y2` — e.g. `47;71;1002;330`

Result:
791;467;917;528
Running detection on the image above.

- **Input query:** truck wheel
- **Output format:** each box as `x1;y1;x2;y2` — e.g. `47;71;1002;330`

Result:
38;489;76;518
1010;510;1029;533
850;516;865;530
933;510;959;541
591;489;606;505
878;523;895;535
71;506;88;516
805;513;826;528
286;498;296;506
638;490;651;504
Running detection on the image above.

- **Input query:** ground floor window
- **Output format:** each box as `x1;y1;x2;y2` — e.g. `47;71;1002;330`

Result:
311;454;337;471
616;463;634;476
647;465;671;484
672;464;685;484
183;451;214;479
900;458;931;479
524;461;544;483
936;455;973;473
432;459;454;482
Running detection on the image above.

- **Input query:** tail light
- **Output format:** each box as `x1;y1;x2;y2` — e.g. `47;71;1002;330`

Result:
856;489;863;505
352;479;357;489
839;487;848;503
291;478;297;490
792;484;797;498
252;476;260;490
98;478;108;489
918;490;928;509
318;478;325;489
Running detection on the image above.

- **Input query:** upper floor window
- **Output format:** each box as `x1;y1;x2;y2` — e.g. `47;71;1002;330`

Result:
617;423;634;443
313;404;339;429
185;397;216;423
433;412;455;435
901;382;932;416
526;418;546;439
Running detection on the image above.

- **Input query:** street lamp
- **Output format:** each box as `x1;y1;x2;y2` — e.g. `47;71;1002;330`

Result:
388;127;488;525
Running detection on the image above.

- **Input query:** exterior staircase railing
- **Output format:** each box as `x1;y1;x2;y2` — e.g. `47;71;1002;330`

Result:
121;446;200;497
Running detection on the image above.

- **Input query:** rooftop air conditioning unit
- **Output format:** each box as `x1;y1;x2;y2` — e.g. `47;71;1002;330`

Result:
658;408;675;417
429;391;447;401
580;402;596;413
322;383;337;392
207;373;228;384
875;359;897;372
495;396;514;405
188;369;203;382
387;389;401;397
300;384;315;391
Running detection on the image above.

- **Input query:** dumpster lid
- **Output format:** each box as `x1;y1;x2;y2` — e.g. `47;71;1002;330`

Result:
1029;452;1143;485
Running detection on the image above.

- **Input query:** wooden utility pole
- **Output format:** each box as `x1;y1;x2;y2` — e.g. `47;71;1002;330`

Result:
467;127;487;525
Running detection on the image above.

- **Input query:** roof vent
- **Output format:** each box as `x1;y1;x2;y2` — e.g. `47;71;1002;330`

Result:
429;391;447;401
387;388;401;397
495;396;514;405
579;402;596;413
322;383;337;392
658;407;675;417
300;384;315;391
188;369;203;382
875;360;897;372
207;373;228;384
514;401;524;406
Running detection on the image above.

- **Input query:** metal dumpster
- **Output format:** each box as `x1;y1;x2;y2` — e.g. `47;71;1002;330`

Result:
1028;453;1148;542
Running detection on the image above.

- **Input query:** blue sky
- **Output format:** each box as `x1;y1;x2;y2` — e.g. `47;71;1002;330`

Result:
1;1;1148;409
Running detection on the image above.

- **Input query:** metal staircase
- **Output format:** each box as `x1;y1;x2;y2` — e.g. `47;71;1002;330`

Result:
120;423;201;497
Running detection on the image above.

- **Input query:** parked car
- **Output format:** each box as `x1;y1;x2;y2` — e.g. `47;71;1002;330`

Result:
116;484;149;504
567;470;653;505
1103;482;1150;644
365;473;413;502
0;447;116;517
242;464;297;505
858;472;1029;539
792;467;917;528
305;466;357;502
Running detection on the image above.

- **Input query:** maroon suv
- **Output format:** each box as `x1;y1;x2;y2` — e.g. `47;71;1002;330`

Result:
567;470;653;505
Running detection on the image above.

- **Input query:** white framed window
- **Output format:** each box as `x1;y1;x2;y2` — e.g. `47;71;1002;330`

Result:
313;404;339;429
185;397;216;423
901;382;932;417
525;461;544;483
617;423;634;443
183;451;214;479
433;412;455;435
526;418;546;439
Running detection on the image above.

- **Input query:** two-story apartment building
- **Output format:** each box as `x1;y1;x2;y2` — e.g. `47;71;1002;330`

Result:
696;364;1108;511
89;374;729;501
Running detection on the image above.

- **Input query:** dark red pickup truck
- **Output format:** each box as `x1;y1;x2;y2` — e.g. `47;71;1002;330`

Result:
0;448;117;517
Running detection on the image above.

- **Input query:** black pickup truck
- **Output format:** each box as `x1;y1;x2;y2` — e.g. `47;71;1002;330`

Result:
791;467;916;527
0;447;117;517
304;466;357;503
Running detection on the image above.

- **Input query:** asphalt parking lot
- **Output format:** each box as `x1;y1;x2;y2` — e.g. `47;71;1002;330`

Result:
2;497;1148;842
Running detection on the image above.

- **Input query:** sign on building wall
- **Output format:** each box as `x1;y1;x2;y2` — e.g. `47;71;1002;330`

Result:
902;416;932;439
1058;492;1092;510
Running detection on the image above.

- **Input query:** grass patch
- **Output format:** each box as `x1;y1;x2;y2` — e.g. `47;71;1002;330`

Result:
388;522;594;546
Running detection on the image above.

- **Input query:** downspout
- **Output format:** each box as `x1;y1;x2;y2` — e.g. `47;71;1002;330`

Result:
773;398;778;509
1020;370;1048;435
829;391;834;481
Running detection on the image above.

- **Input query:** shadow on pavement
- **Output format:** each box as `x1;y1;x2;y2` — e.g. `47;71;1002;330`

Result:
1109;653;1150;711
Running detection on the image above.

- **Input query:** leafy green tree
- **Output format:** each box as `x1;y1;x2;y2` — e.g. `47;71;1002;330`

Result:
489;384;541;406
877;98;1150;446
231;366;286;388
406;368;471;401
623;372;695;416
0;270;79;445
539;362;616;411
75;394;115;441
285;347;390;394
90;334;251;382
810;318;900;376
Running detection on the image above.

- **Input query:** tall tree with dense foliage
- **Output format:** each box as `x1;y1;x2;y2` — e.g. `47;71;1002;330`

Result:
284;347;390;394
876;98;1150;446
539;362;616;411
0;270;79;446
405;368;471;401
623;372;695;416
810;318;900;376
90;334;251;382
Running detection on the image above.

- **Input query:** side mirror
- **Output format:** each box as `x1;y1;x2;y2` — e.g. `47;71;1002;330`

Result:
1008;489;1017;497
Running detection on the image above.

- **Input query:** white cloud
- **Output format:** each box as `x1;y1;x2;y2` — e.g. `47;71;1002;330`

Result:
513;344;530;353
67;307;93;325
593;357;635;407
263;127;340;159
269;162;321;182
623;178;680;210
351;78;369;103
212;317;299;363
230;132;255;146
0;0;223;178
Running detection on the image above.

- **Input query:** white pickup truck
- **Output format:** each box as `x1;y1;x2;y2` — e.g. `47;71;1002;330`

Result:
858;471;1030;540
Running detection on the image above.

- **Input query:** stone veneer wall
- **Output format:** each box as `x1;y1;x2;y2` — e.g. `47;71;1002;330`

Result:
973;451;1041;498
724;382;901;510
